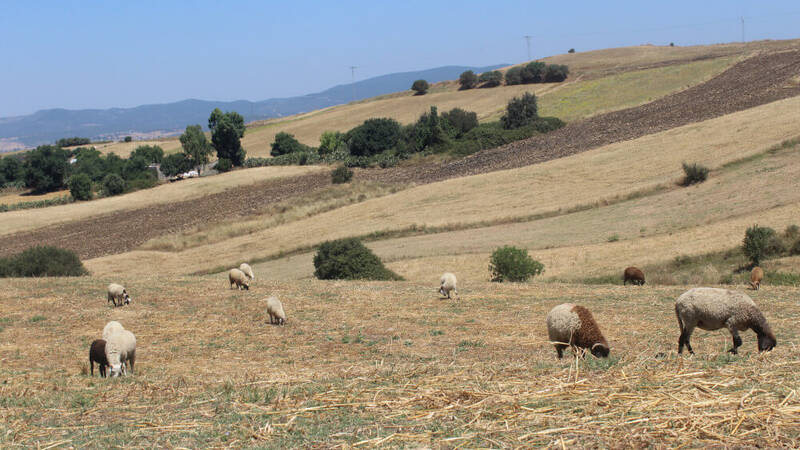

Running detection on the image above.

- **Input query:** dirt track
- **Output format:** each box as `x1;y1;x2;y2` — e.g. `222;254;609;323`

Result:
1;50;799;261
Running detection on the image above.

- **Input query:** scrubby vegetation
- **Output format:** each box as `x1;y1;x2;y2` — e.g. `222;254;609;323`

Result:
458;70;478;90
681;162;709;185
313;238;402;280
55;137;91;147
331;166;353;184
501;92;539;129
271;132;311;157
489;245;544;282
67;173;92;201
0;246;88;277
478;70;503;87
411;79;429;95
742;225;786;266
506;62;569;85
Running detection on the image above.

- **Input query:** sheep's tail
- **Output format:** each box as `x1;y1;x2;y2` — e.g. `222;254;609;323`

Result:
674;303;684;332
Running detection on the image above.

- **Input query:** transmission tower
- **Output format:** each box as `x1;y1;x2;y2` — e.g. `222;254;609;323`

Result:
523;35;532;61
349;66;358;102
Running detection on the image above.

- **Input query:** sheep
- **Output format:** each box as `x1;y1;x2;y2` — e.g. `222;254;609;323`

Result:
266;296;287;325
750;267;764;290
89;339;109;377
102;320;125;340
438;272;458;299
239;263;255;280
105;329;136;377
623;266;645;286
228;268;250;290
546;303;610;359
107;283;131;307
675;287;776;355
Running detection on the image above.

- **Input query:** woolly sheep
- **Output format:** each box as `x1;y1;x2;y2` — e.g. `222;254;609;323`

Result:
623;267;645;286
105;329;136;377
266;296;287;325
675;287;776;355
239;263;255;280
89;339;109;378
102;320;125;340
546;303;610;359
228;268;250;290
750;267;764;290
107;283;131;307
439;272;458;299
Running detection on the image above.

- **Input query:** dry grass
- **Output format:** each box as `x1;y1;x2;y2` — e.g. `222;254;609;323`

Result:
0;188;69;206
0;277;798;447
72;138;184;158
0;166;324;237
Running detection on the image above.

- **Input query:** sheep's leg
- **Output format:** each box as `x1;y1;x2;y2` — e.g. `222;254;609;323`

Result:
678;325;695;354
129;351;135;375
90;360;94;376
554;344;567;359
727;324;742;354
100;364;106;378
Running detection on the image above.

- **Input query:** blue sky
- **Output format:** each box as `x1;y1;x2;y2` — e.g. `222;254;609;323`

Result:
1;0;798;117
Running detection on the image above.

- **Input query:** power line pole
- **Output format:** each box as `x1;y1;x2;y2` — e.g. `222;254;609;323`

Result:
523;35;532;61
349;66;358;102
740;16;745;42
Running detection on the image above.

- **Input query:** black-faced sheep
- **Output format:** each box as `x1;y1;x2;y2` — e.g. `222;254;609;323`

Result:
105;329;136;377
750;267;764;290
107;283;131;307
239;263;255;280
229;268;250;290
675;287;776;355
89;339;109;377
546;303;610;359
439;272;458;299
266;296;287;325
623;267;645;286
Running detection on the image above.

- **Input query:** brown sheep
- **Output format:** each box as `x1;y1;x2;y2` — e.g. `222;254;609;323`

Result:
750;267;764;290
89;339;109;377
623;266;645;286
546;303;610;359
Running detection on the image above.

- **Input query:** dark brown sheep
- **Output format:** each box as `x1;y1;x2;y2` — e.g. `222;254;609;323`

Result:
89;339;109;377
546;303;610;359
623;266;645;286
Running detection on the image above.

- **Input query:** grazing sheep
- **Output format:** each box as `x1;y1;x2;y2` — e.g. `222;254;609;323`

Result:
675;287;776;355
229;268;250;290
89;339;109;377
439;272;458;299
107;283;131;307
239;263;255;280
105;329;137;377
102;320;125;340
750;267;764;290
623;267;645;286
266;296;287;325
546;303;610;359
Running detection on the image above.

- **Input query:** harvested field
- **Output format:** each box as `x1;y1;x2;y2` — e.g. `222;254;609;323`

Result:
0;277;798;447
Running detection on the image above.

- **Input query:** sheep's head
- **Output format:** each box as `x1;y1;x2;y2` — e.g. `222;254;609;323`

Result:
591;343;610;358
109;363;124;377
123;293;131;305
758;332;776;352
242;281;249;290
438;286;446;296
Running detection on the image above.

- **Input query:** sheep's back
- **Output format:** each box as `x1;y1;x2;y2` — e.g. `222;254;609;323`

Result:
546;303;580;343
676;288;757;330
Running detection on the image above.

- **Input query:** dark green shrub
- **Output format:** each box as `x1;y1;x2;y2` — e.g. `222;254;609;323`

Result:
214;158;232;172
544;64;569;82
743;225;777;266
783;224;800;240
501;92;538;129
681;162;709;186
160;153;193;177
124;136;133;142
130;145;164;164
0;246;88;277
489;246;544;282
102;173;126;196
568;48;575;53
313;238;402;280
459;70;478;89
505;66;523;85
478;70;503;87
67;173;92;201
522;62;545;83
346;118;402;157
271;132;307;157
56;137;90;147
126;173;157;191
0;156;23;185
23;145;70;193
406;106;448;153
441;108;479;138
319;131;346;155
331;166;353;184
789;239;800;256
411;79;429;95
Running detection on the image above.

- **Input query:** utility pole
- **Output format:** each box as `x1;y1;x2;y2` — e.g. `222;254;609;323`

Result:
349;66;358;102
523;35;532;61
740;16;745;43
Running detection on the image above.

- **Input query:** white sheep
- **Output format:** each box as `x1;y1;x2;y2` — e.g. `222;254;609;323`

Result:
546;303;610;359
102;321;125;340
239;263;255;280
228;268;250;290
675;287;776;354
266;296;287;325
105;329;136;377
107;283;131;307
439;272;458;299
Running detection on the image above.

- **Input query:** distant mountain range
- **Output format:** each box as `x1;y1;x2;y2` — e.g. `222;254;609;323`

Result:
0;64;506;151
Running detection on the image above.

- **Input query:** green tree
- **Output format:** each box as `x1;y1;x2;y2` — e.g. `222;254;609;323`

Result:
521;62;546;83
459;70;478;89
505;66;523;85
407;106;448;152
742;225;784;266
130;145;164;164
411;79;429;95
501;92;538;129
319;131;346;155
0;156;24;185
441;108;479;138
346;118;402;157
489;246;544;282
160;153;193;177
544;64;569;82
123;136;133;142
478;70;503;87
208;108;246;166
102;173;126;196
23;145;70;193
179;125;213;170
67;173;92;201
313;238;402;280
56;137;91;147
271;132;307;157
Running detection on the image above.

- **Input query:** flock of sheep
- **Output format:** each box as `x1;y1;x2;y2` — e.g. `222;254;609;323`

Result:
89;263;776;377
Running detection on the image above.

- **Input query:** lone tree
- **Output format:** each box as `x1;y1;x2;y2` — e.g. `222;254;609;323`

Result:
180;125;213;170
208;108;246;166
411;79;429;95
459;70;478;89
501;92;538;129
271;132;307;157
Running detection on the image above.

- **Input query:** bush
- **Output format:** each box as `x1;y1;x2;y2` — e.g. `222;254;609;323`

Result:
0;156;23;185
522;62;545;84
0;246;88;277
313;238;402;280
681;162;709;186
441;108;479;138
102;173;125;196
405;106;448;153
67;173;92;201
501;92;538;129
790;238;800;256
346;118;402;157
568;48;575;53
331;166;353;184
131;145;164;164
56;137;91;147
126;173;158;191
783;224;799;241
160;153;193;177
459;70;478;90
124;136;132;142
271;132;308;157
742;225;778;266
214;158;232;172
544;64;569;82
489;246;544;282
411;79;429;95
505;66;523;85
319;131;346;155
24;145;70;193
478;70;503;87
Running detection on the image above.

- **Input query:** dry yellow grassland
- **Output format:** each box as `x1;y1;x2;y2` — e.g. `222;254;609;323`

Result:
0;188;69;206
